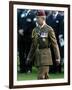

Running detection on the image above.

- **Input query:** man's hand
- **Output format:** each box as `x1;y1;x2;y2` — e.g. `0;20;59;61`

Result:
26;57;30;64
27;57;30;62
56;59;60;66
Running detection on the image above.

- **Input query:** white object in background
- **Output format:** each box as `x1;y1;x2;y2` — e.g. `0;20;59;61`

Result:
19;29;24;36
59;34;64;47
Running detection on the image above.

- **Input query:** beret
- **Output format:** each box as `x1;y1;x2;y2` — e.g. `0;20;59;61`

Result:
36;10;46;16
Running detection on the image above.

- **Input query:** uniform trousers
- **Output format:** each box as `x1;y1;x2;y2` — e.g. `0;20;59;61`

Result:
37;66;49;79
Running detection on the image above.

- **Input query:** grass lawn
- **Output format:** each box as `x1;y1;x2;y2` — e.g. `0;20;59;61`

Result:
17;67;64;81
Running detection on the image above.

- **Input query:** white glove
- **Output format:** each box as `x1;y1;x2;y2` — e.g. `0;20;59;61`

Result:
19;29;24;36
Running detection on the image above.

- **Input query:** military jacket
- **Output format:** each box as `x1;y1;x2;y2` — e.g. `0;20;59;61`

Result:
27;24;60;66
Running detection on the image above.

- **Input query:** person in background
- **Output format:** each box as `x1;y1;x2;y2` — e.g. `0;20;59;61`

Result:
46;11;64;73
17;9;36;73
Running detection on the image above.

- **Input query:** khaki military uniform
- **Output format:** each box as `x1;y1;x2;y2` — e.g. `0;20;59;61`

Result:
27;24;60;79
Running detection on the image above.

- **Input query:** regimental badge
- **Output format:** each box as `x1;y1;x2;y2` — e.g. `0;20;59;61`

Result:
40;32;48;42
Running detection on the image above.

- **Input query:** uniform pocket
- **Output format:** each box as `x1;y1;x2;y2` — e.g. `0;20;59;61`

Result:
34;48;40;66
39;48;53;65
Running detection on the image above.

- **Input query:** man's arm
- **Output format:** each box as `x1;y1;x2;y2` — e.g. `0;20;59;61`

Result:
27;29;37;62
48;26;60;64
27;43;36;61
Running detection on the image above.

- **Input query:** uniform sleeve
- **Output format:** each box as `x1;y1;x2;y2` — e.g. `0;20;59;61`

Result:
32;29;36;38
48;27;60;60
27;29;36;61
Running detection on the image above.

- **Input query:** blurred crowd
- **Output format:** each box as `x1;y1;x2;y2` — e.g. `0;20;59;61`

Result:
17;9;64;73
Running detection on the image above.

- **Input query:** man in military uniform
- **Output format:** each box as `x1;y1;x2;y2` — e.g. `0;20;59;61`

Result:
27;10;60;79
